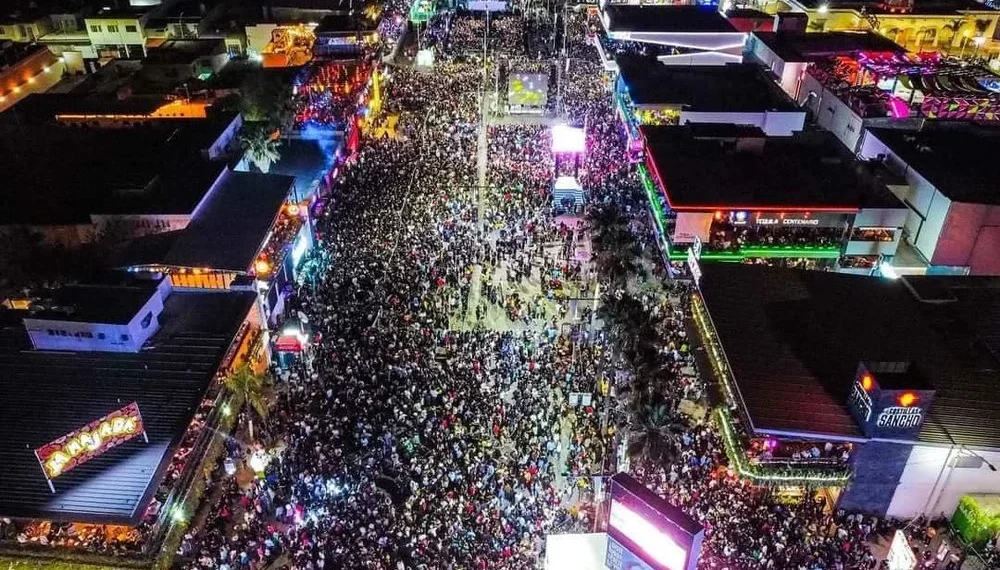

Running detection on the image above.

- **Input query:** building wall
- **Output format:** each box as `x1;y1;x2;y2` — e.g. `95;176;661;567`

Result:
85;17;147;58
678;110;805;136
839;441;913;516
800;73;865;151
746;34;807;99
888;445;1000;519
0;49;65;113
91;214;192;237
932;202;1000;275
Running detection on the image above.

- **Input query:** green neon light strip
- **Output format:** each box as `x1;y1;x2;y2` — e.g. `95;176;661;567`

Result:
692;293;851;485
715;407;852;485
638;166;842;261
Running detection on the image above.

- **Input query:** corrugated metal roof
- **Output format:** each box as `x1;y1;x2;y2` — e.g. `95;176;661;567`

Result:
0;289;255;524
698;264;1000;450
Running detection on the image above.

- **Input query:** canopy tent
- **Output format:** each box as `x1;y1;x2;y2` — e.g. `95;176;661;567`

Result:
544;533;607;570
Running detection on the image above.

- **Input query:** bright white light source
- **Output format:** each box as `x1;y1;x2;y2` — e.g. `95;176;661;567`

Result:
608;499;688;570
551;124;586;154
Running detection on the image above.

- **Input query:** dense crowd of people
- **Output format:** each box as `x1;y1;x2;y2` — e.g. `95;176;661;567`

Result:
54;7;982;570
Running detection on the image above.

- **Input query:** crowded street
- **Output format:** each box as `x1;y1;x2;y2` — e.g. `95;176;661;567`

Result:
171;6;974;570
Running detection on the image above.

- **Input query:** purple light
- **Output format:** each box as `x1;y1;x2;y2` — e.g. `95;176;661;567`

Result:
888;97;909;119
551;124;586;154
609;499;688;570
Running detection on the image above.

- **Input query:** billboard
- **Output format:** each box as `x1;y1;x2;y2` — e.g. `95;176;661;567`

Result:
846;362;935;439
34;402;147;488
606;474;704;570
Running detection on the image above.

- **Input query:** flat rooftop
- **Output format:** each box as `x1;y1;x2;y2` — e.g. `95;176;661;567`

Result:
0;288;256;523
29;280;160;324
793;0;995;14
144;39;224;65
602;4;738;33
618;56;799;112
162;171;295;272
0;123;230;225
752;31;905;62
698;264;1000;449
867;123;1000;206
643;126;902;210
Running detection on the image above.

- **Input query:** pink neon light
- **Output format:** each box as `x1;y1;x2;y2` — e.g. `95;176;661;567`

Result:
551;124;586;154
609;500;688;570
888;97;909;119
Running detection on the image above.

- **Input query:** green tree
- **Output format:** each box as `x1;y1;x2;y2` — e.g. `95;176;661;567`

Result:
239;71;293;129
589;207;643;290
627;399;688;464
225;365;272;441
241;126;282;174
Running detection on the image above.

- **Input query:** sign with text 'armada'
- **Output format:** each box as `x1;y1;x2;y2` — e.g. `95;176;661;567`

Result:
34;402;148;490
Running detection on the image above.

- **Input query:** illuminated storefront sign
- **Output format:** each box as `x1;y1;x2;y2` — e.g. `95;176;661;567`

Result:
34;402;147;491
877;406;923;429
846;362;934;439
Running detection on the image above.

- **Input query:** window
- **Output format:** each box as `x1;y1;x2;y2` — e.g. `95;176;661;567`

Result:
97;332;106;340
107;25;118;33
0;27;6;35
140;311;153;329
90;24;101;32
59;330;69;336
125;25;137;33
47;329;55;336
120;333;130;341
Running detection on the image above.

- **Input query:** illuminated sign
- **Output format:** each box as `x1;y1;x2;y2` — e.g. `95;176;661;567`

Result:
886;530;916;570
609;500;688;570
846;362;935;440
755;216;820;226
34;402;147;486
877;406;923;429
848;379;873;422
551;124;586;154
606;474;704;570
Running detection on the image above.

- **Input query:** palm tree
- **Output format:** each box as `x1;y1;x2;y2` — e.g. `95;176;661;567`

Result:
940;19;964;48
225;365;272;441
241;127;282;174
627;399;688;464
589;207;643;290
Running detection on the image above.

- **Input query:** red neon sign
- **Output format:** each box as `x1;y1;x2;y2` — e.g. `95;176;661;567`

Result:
35;402;147;481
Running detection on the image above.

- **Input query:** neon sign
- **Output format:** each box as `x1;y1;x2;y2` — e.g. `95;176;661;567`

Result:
34;402;147;487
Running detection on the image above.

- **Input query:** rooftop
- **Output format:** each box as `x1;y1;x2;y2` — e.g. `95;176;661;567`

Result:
0;288;256;523
28;280;160;324
0;122;231;225
144;39;225;65
751;31;905;63
618;56;799;111
162;171;295;272
601;4;738;33
867;123;1000;206
315;13;378;34
698;263;1000;449
642;126;903;210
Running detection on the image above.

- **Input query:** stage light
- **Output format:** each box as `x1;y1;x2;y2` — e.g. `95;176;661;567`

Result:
551;124;586;154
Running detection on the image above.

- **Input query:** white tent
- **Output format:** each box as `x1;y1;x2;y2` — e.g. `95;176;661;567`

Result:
544;533;608;570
